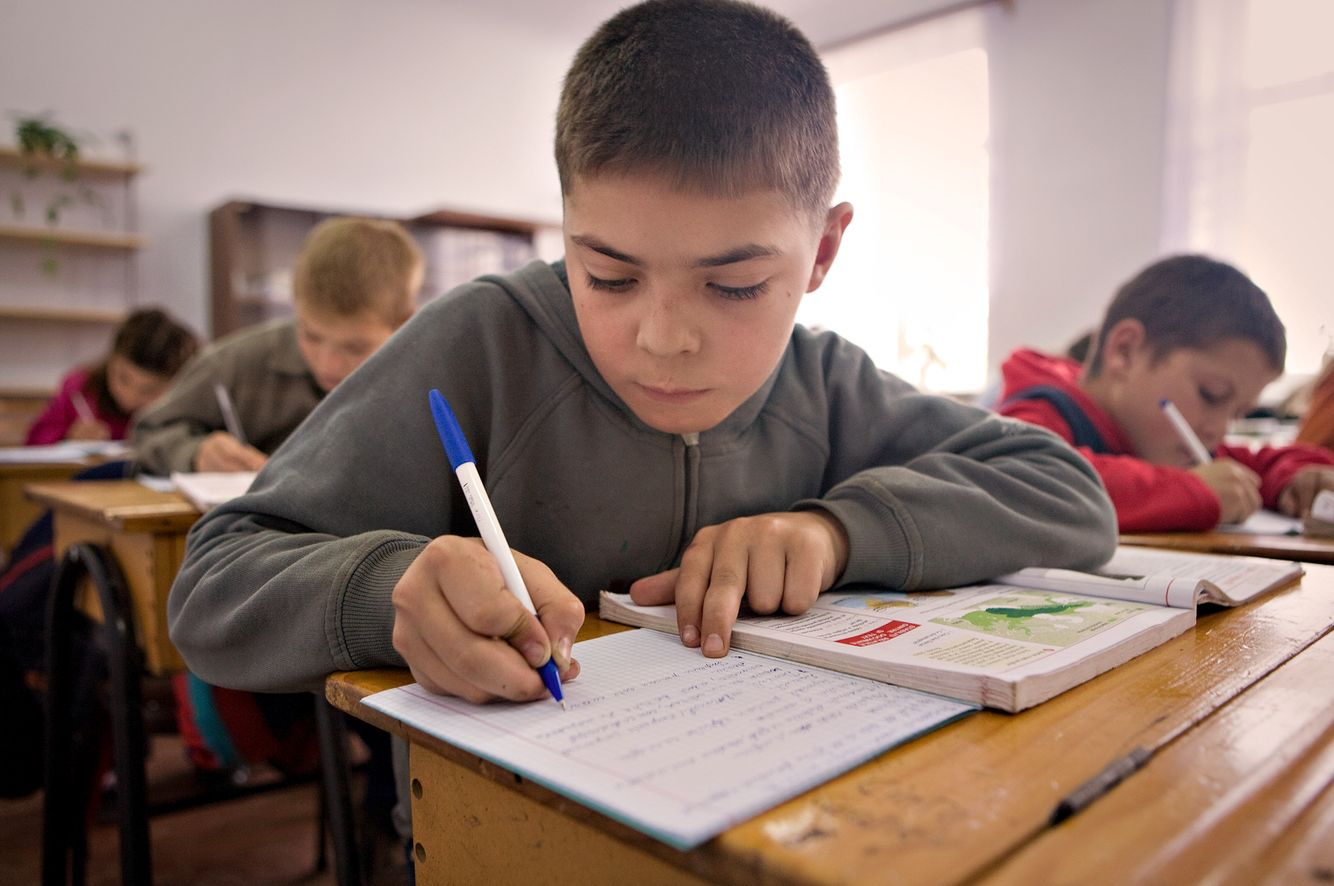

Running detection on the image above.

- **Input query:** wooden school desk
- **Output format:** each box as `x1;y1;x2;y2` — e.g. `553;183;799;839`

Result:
1121;528;1334;565
25;479;364;886
327;564;1334;886
0;460;85;562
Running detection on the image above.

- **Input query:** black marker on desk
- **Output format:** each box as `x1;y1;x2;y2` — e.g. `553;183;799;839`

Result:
1050;746;1152;825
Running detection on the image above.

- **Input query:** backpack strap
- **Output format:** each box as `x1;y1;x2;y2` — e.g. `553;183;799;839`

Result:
1002;384;1113;454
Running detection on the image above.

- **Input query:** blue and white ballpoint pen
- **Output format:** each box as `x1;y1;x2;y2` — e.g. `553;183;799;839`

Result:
428;388;566;709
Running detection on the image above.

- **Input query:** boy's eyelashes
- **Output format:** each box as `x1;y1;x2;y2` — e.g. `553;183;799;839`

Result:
583;273;769;301
585;273;636;293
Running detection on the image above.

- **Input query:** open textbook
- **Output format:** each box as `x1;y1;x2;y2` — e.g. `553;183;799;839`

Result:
600;546;1303;713
362;629;976;850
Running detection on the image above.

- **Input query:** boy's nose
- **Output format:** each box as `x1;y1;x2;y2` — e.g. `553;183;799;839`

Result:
636;291;701;356
309;348;351;390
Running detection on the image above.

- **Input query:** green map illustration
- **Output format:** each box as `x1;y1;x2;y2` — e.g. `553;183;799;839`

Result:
931;591;1148;647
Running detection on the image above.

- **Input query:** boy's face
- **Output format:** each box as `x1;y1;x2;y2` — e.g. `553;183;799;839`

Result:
564;173;850;435
1096;328;1279;465
106;354;171;415
294;304;399;393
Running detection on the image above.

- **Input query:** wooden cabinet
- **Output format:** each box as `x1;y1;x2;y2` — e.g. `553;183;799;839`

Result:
0;145;144;405
209;200;553;337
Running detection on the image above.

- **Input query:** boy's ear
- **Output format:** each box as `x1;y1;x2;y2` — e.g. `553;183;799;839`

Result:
806;202;854;292
1099;318;1151;379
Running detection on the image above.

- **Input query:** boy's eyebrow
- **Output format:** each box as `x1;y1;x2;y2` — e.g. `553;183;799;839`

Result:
571;235;639;265
570;235;779;268
695;244;780;268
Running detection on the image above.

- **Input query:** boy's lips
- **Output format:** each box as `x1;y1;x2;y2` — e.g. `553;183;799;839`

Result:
638;383;710;403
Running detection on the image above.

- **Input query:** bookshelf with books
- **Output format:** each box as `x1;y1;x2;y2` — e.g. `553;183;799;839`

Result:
209;199;555;337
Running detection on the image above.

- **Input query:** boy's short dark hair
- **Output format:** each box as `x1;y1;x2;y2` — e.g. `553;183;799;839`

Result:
1085;254;1286;376
293;217;423;326
555;0;839;216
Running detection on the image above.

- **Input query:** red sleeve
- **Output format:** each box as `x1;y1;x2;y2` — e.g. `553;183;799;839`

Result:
1220;441;1334;509
1002;396;1221;532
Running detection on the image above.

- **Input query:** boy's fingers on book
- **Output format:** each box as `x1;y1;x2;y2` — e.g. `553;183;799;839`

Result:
782;555;824;615
628;570;678;605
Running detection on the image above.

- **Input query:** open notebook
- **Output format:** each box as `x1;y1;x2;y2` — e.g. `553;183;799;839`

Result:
362;629;975;849
168;471;258;512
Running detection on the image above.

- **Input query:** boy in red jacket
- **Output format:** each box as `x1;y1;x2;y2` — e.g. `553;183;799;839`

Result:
999;254;1334;532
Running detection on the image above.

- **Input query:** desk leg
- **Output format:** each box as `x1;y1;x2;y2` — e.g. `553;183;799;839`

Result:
43;543;151;886
315;696;364;886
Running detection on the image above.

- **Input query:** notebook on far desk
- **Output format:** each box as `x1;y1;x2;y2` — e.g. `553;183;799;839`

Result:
168;471;258;512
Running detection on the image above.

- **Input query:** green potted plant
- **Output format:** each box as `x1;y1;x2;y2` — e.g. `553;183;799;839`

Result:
9;113;103;272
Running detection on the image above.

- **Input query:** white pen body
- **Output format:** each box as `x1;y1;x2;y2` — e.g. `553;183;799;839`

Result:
71;390;97;424
1161;400;1212;465
454;460;536;614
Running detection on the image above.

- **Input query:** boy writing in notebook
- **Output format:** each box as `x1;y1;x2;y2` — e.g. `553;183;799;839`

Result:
999;254;1334;532
132;216;423;474
169;0;1115;705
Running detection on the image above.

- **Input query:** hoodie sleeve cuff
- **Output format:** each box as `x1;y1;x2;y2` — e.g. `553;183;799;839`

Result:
332;537;425;670
796;492;919;590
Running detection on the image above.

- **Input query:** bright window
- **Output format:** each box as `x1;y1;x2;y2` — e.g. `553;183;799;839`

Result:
1165;0;1334;376
804;10;990;394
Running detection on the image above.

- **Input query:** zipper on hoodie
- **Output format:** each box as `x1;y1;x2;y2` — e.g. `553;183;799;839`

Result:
677;432;701;562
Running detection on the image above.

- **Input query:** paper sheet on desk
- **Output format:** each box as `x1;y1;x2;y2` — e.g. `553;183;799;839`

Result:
0;441;130;463
1218;509;1303;536
362;629;976;849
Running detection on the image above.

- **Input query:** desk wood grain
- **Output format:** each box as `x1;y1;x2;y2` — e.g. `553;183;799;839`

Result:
1121;529;1334;564
327;565;1334;886
982;630;1334;884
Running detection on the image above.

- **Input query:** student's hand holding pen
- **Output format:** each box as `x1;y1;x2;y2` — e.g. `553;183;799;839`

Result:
194;431;268;472
1277;465;1334;518
66;418;111;442
629;510;849;659
390;535;584;703
1190;459;1261;524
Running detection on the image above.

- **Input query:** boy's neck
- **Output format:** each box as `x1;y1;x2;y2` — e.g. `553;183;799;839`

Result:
1077;371;1116;415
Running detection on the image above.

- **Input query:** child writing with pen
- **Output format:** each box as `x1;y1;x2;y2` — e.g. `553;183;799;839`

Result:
132;216;424;474
167;0;1115;714
999;254;1334;532
24;307;198;445
133;216;423;840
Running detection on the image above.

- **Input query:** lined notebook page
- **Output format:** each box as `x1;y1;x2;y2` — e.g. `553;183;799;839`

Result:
364;629;975;849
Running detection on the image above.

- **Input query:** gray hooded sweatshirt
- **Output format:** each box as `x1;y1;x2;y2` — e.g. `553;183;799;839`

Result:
168;260;1116;692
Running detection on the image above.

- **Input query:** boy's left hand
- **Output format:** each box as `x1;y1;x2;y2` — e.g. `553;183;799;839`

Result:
1278;465;1334;517
628;510;849;659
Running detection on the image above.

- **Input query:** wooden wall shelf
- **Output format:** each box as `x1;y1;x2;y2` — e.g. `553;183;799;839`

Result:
0;224;145;250
0;305;126;324
0;146;142;178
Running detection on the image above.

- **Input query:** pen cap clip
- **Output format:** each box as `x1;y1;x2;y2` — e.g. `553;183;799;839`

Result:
429;389;475;470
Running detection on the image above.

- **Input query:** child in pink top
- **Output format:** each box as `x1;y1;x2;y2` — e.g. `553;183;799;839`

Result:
25;308;198;445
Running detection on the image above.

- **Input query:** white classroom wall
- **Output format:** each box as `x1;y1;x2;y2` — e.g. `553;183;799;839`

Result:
0;0;573;349
3;0;1181;391
986;0;1174;372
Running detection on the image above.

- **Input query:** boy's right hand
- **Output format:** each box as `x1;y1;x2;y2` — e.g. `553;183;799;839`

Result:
391;536;584;703
194;431;268;472
1191;458;1262;524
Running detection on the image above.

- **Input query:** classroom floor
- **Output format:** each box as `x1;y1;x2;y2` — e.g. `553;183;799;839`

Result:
0;733;410;886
